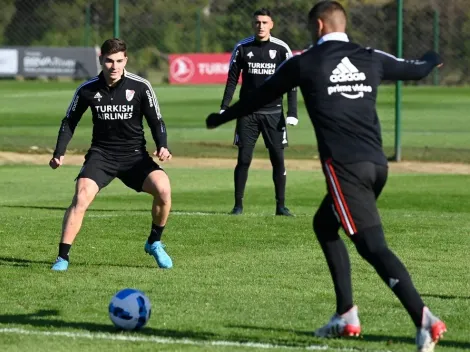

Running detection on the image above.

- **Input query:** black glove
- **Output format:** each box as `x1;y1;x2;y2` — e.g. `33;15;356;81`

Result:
420;51;442;67
206;113;221;129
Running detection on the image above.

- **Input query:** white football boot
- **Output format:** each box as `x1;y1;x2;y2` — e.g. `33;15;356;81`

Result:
416;307;447;352
314;305;361;338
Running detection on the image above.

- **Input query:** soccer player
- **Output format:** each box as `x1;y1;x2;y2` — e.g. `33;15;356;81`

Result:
206;2;446;351
49;38;173;271
220;8;298;216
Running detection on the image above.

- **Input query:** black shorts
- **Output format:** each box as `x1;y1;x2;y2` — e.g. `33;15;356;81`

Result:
317;159;388;235
233;112;288;149
76;148;163;192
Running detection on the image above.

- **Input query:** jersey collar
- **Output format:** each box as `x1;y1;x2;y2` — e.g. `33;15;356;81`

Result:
255;35;271;44
316;32;349;45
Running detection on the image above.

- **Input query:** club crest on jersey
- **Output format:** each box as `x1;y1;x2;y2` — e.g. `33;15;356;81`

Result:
269;50;277;59
125;89;135;101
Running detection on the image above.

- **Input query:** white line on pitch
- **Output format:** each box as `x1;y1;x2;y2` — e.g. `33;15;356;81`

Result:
0;328;391;352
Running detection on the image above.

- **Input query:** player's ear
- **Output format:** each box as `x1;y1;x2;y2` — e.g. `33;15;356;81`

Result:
269;18;274;30
99;54;103;65
317;18;324;36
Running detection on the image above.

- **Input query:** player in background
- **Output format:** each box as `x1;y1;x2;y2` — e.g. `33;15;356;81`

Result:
220;8;298;216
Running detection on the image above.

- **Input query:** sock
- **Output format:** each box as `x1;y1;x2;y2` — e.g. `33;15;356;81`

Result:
148;223;165;244
313;203;353;315
234;147;253;208
269;148;286;208
58;243;71;261
321;237;354;315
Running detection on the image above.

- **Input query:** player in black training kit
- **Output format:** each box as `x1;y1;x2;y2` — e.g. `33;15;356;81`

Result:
207;2;446;351
220;8;298;216
50;38;173;271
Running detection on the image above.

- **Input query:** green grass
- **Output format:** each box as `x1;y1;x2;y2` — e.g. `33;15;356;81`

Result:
1;81;470;162
0;165;469;351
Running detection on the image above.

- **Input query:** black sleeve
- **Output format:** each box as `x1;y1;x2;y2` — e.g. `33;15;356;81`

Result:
53;86;89;158
218;56;301;125
220;44;243;110
374;49;442;81
282;46;298;118
141;84;168;151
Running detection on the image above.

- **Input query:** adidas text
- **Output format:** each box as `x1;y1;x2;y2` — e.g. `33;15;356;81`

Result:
330;72;366;83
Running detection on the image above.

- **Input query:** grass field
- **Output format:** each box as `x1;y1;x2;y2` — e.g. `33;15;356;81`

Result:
0;163;470;351
1;81;470;162
1;81;470;351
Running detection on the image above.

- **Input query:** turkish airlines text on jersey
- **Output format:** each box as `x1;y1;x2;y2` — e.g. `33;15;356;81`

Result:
168;52;301;85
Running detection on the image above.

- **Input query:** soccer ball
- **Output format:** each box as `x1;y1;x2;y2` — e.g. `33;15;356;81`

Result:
108;288;151;330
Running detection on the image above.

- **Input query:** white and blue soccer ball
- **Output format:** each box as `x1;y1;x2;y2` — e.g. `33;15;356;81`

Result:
108;288;152;330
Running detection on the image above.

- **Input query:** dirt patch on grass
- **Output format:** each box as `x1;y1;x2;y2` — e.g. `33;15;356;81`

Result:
1;152;470;174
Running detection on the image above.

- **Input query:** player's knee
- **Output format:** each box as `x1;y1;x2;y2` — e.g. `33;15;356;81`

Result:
353;225;388;260
156;185;171;205
237;148;253;168
73;186;96;212
269;148;284;166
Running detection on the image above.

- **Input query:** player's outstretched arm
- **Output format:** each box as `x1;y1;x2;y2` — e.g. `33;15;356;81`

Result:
374;49;442;81
207;56;301;129
50;85;89;169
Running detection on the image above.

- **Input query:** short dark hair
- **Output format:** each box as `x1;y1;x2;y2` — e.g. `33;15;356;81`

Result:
100;38;127;57
253;8;272;18
308;1;347;22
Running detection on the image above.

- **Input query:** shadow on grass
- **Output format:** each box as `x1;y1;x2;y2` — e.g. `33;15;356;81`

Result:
227;324;470;350
422;293;470;300
0;257;154;269
0;309;217;340
0;205;227;215
0;310;311;348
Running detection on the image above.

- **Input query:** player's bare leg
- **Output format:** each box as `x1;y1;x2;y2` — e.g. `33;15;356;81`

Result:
51;178;99;271
143;170;173;269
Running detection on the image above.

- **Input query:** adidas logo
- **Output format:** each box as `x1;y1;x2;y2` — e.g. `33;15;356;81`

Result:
94;92;102;100
247;51;254;58
330;57;366;83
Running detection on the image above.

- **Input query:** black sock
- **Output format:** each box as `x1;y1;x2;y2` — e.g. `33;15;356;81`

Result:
320;237;354;315
234;147;253;208
58;243;71;261
148;223;165;244
269;148;286;208
234;198;243;208
354;226;425;327
314;198;353;315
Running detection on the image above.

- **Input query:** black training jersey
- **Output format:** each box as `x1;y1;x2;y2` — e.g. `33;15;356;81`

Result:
221;36;297;117
216;36;440;165
53;70;167;158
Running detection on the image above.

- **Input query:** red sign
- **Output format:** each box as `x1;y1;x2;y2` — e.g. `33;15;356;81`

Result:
169;51;303;85
169;53;235;84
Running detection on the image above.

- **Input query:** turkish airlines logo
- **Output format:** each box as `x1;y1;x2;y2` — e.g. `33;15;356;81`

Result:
170;56;195;83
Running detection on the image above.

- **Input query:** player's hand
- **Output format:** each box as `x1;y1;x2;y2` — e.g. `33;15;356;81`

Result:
49;156;64;169
206;112;220;129
154;147;172;162
286;116;299;126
